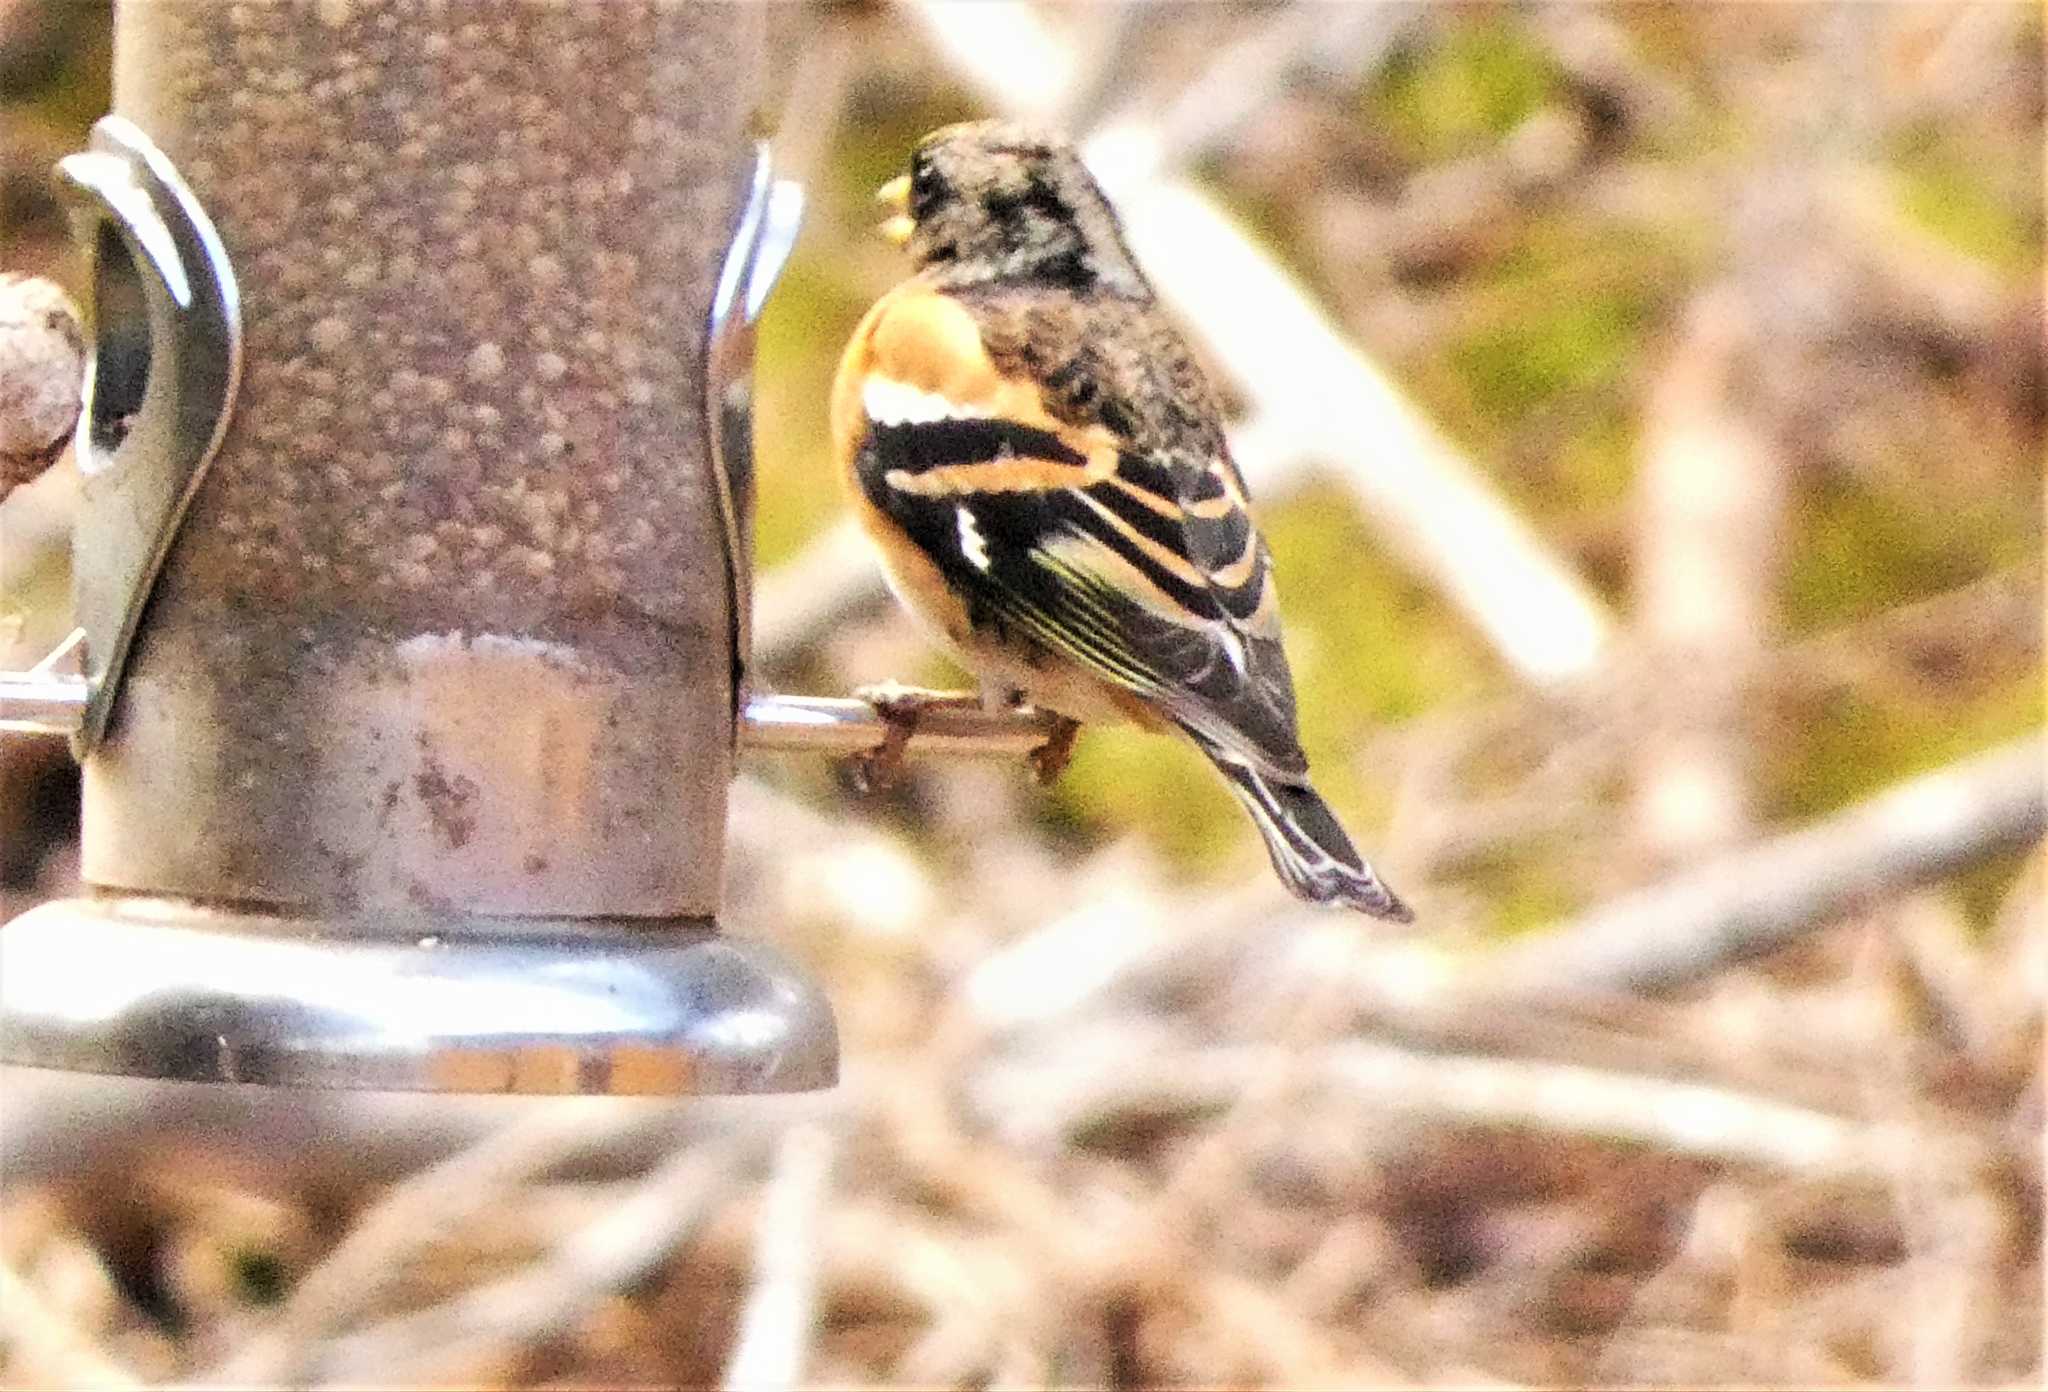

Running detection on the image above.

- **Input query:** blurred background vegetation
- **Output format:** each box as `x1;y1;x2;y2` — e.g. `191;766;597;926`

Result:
1;2;2041;1388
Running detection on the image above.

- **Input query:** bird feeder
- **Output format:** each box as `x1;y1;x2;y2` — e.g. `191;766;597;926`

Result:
0;0;1052;1096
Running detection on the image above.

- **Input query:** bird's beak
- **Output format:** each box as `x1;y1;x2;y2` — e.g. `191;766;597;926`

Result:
874;174;914;246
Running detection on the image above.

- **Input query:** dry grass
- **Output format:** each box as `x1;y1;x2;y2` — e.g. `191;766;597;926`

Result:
1;800;2038;1387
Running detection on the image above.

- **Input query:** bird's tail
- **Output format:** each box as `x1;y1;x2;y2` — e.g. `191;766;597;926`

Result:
1192;737;1412;922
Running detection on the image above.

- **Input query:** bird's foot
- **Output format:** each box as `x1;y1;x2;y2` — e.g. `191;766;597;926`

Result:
1028;714;1083;787
849;682;984;793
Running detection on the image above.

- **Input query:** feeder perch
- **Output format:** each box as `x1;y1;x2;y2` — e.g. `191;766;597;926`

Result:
0;2;1061;1096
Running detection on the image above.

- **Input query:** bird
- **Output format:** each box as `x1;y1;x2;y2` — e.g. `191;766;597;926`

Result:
829;119;1411;922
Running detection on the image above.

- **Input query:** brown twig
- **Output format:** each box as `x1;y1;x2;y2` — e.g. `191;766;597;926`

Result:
301;1132;771;1388
1485;736;2046;997
201;1101;680;1387
720;1122;837;1392
970;1034;1997;1180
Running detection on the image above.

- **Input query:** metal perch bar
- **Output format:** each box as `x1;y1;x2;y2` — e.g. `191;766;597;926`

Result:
740;693;1056;759
0;672;85;735
0;631;88;733
0;681;1057;760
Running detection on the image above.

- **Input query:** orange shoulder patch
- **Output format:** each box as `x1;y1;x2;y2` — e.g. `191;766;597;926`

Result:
867;289;1006;407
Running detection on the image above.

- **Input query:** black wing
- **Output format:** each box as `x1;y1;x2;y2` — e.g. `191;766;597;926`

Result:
856;414;1308;777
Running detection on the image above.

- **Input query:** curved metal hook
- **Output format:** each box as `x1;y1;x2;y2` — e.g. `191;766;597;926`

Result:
706;142;804;731
56;115;242;757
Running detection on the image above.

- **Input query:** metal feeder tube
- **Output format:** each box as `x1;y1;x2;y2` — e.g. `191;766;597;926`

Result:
0;1;835;1095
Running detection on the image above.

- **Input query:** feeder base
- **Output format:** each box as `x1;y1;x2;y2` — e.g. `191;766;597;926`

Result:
0;895;837;1095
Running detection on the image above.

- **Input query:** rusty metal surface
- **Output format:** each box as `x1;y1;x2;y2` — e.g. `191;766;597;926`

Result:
87;628;722;914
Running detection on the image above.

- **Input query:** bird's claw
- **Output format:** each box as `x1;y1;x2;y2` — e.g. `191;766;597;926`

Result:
848;683;981;793
847;683;1079;791
850;714;913;793
1028;715;1083;787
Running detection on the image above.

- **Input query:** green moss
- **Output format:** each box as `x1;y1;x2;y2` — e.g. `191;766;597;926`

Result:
1263;483;1497;722
828;87;982;204
1259;483;1499;823
1774;477;2040;824
1551;407;1637;511
1394;211;1695;526
1783;477;2038;634
1053;725;1237;869
1370;15;1562;162
1889;127;2039;273
1450;275;1649;424
1951;849;2034;934
232;1249;287;1307
1458;845;1582;936
1766;677;2043;823
25;5;111;132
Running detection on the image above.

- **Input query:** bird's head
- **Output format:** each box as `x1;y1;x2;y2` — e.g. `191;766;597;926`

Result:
875;121;1145;294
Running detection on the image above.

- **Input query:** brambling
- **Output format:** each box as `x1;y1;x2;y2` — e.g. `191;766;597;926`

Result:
831;121;1411;921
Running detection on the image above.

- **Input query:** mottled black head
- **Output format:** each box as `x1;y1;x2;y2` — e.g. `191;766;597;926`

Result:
885;121;1147;295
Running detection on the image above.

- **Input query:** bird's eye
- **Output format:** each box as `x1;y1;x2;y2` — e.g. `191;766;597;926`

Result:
908;155;942;217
